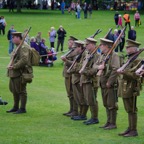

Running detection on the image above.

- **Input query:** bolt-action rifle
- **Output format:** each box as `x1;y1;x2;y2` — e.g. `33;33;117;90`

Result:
79;28;113;74
7;27;31;68
96;27;126;76
66;29;102;73
117;49;144;73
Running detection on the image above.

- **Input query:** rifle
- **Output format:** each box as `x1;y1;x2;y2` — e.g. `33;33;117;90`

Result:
90;29;102;38
61;29;102;59
117;49;144;73
66;29;102;73
7;27;31;68
97;27;126;76
135;60;144;76
79;28;113;74
67;47;86;73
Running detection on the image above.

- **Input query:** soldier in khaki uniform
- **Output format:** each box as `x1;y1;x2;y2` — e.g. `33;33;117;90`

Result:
61;36;78;116
73;38;100;125
67;40;86;119
97;38;120;129
117;39;142;137
7;32;33;114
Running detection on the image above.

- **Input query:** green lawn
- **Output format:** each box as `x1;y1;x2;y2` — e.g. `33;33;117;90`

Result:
0;9;144;144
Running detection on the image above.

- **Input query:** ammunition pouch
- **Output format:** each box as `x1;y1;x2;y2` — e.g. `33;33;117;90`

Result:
21;73;33;84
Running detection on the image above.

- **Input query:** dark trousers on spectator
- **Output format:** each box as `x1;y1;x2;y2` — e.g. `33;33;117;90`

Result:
56;39;64;52
50;42;54;48
125;22;131;30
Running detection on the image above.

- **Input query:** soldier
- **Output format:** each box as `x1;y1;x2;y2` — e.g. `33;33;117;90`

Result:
117;39;142;137
73;38;99;125
61;36;78;117
97;38;120;129
67;40;86;120
7;32;33;114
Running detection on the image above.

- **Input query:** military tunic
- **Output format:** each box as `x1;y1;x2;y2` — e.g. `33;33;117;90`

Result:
7;42;33;110
119;57;142;131
97;51;120;125
80;52;100;119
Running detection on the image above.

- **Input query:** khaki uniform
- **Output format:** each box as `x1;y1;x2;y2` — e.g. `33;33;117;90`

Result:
7;42;33;110
80;52;100;119
98;52;120;125
63;50;79;114
119;58;142;132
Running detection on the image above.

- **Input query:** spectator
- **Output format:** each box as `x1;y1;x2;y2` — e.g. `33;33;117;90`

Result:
123;12;131;30
70;1;75;15
76;2;81;19
128;26;136;41
0;16;6;35
118;28;125;52
61;0;65;14
35;32;42;44
113;29;119;52
56;25;66;52
118;15;123;28
30;37;40;53
7;25;16;54
39;38;48;64
134;11;140;27
88;4;92;18
114;11;119;28
83;2;88;19
48;26;56;48
9;0;14;12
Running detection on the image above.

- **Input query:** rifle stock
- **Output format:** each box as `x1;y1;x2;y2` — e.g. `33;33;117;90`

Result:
97;27;126;76
7;27;31;67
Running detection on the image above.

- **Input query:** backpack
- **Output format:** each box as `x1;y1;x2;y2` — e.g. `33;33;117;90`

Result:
30;48;40;66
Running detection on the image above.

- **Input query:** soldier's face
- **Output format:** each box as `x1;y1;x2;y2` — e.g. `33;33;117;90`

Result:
68;40;74;48
126;47;137;55
12;36;21;45
100;44;109;54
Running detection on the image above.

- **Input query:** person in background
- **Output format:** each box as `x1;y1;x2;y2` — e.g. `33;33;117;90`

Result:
30;37;40;53
39;38;48;64
123;12;131;30
88;4;92;18
0;16;7;35
7;25;16;54
76;2;81;19
49;26;56;48
61;0;65;14
56;25;66;52
114;11;119;28
83;2;88;19
35;32;42;44
118;15;123;28
134;11;140;27
128;26;136;41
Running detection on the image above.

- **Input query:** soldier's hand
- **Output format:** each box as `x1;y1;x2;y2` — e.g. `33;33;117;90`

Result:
7;66;13;70
106;82;111;88
98;64;105;70
61;56;67;62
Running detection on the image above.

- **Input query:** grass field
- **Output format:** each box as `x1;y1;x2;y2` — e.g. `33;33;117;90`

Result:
0;9;144;144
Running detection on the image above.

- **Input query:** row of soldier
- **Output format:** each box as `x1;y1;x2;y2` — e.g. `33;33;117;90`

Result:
61;30;144;137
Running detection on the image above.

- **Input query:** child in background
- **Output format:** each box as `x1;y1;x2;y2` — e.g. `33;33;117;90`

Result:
118;15;122;28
